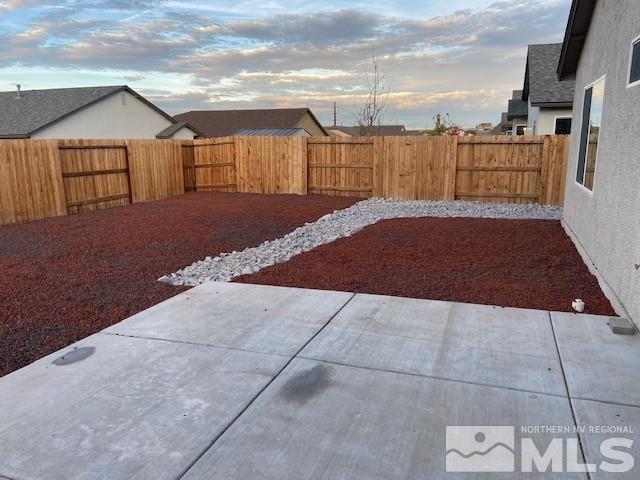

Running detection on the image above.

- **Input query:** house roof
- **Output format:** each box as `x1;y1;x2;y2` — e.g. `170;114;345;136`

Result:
490;112;511;135
404;129;426;136
0;85;177;138
507;90;528;120
523;43;575;106
174;108;328;137
155;122;204;139
558;0;597;80
235;127;311;137
324;125;407;136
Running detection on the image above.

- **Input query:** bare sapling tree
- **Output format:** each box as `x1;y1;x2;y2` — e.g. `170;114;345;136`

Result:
353;51;390;136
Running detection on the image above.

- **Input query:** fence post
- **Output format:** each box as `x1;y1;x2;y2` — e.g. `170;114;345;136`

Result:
371;136;384;198
301;137;309;195
443;135;458;201
539;135;553;205
124;140;133;204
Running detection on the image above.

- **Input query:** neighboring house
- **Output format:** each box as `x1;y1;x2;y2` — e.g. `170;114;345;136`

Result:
175;108;328;137
0;85;202;139
490;112;511;135
523;43;575;134
324;125;408;137
235;128;311;137
557;0;640;326
404;130;427;136
325;126;352;138
474;122;494;135
506;90;528;135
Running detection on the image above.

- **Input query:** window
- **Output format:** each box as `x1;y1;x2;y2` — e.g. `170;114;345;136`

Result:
629;36;640;87
555;117;572;135
514;124;526;136
576;77;605;191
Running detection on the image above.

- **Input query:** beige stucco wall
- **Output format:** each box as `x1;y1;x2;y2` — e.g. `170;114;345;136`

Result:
529;106;573;135
32;91;193;139
171;126;199;139
562;0;640;324
295;113;327;136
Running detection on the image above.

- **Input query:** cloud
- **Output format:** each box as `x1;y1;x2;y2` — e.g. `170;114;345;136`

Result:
0;0;572;126
0;0;45;12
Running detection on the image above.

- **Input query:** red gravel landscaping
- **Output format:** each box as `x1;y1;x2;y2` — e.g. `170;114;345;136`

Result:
235;216;616;316
0;192;358;377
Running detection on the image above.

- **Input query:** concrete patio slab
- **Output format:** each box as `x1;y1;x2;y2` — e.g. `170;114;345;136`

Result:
105;282;353;357
572;399;640;479
2;282;637;479
551;312;640;406
183;358;584;480
0;332;287;480
300;294;566;396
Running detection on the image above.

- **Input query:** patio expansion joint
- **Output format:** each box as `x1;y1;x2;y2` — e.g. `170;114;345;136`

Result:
548;311;593;480
296;355;570;400
175;292;357;480
568;396;640;409
98;331;292;359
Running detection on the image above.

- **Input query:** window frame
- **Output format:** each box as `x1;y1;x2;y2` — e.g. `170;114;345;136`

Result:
628;34;640;88
553;116;572;135
575;75;606;194
514;124;526;136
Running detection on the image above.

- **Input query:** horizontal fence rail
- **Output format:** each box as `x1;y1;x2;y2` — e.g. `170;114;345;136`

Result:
0;135;569;226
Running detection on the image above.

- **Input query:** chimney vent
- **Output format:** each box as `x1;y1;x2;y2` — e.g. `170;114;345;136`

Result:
16;84;21;99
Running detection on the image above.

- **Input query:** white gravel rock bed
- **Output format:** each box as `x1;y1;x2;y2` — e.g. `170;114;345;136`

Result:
159;198;562;287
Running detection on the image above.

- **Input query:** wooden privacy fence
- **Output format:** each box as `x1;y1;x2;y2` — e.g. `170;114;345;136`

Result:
0;135;569;226
0;139;186;226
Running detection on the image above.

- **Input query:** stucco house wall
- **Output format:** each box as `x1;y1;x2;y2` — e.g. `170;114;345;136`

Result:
562;0;640;324
31;90;195;139
510;118;528;135
170;126;200;140
528;104;573;134
295;113;326;137
527;101;540;133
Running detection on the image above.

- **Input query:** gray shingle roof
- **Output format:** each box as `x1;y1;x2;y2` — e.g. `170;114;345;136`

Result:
324;125;407;136
524;43;575;105
175;108;328;137
0;86;124;138
507;90;528;120
155;121;204;139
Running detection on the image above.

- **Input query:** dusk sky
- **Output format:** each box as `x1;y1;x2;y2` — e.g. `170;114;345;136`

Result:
0;0;572;128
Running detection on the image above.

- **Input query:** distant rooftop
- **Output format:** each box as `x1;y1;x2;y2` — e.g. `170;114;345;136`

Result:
235;127;310;137
524;43;575;106
175;108;327;138
324;125;407;136
0;85;178;138
507;90;528;120
0;86;121;138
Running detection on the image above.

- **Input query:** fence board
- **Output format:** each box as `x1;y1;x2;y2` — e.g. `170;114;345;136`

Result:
235;136;306;194
454;135;551;204
0;140;65;225
307;137;373;197
58;139;130;213
127;139;184;202
0;135;570;227
192;137;236;192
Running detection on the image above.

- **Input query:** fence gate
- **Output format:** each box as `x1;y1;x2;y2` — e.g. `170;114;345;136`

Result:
58;142;132;214
307;138;374;197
